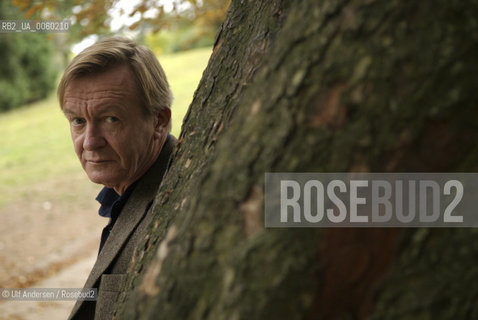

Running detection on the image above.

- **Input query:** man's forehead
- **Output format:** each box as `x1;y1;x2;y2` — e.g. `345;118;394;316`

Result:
65;65;136;95
64;88;130;101
63;91;133;116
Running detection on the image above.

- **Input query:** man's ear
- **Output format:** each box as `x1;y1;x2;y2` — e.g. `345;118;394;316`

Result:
154;108;171;138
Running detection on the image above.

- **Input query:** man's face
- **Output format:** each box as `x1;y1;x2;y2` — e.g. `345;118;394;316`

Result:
62;64;168;193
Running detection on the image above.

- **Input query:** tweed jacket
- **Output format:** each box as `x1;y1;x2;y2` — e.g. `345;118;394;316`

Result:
69;136;176;320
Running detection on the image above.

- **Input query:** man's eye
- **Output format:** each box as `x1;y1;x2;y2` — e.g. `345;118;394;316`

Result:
72;118;85;125
105;116;119;123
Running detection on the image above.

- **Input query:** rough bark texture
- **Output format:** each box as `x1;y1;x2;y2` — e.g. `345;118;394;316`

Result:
114;0;478;319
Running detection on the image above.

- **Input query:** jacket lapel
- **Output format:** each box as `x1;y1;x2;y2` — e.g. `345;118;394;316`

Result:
69;136;176;319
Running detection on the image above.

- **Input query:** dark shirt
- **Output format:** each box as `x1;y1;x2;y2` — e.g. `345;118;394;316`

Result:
96;182;137;253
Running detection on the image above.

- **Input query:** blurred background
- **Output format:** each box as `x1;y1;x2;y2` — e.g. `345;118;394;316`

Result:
0;0;229;318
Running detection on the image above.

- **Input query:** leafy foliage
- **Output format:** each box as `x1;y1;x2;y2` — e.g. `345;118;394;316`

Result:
145;22;215;54
0;0;229;111
11;0;230;42
0;2;56;112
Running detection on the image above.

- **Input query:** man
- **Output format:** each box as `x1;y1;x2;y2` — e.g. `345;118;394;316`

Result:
57;37;176;319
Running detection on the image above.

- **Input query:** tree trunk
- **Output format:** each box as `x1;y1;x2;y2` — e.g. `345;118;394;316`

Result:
113;0;478;319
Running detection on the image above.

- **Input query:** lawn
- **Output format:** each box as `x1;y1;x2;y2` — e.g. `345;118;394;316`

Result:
0;47;212;209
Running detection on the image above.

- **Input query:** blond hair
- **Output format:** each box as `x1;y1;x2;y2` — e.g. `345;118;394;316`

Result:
58;37;172;128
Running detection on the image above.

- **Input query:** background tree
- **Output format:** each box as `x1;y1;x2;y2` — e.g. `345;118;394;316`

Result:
8;0;230;86
0;1;56;111
2;0;229;111
12;0;230;42
108;0;478;319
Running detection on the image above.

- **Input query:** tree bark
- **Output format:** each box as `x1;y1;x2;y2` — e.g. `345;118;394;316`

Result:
114;0;478;319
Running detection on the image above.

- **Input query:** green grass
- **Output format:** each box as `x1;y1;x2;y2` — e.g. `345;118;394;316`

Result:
159;47;212;137
0;47;211;208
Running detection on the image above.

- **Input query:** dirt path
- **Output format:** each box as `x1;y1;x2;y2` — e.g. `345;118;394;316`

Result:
0;183;103;288
0;181;105;319
0;251;97;320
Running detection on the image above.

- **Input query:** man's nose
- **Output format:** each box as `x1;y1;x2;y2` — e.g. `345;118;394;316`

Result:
83;123;106;151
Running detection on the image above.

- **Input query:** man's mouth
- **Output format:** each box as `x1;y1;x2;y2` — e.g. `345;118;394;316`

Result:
86;159;112;165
